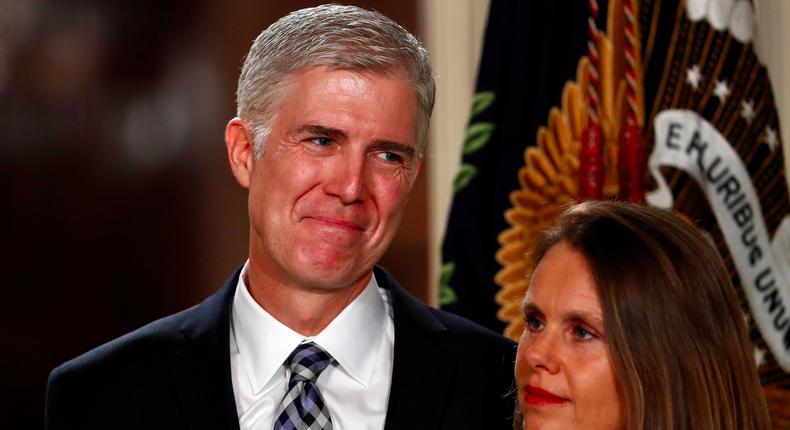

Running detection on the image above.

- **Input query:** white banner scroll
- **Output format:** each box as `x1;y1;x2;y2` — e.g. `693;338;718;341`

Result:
647;109;790;371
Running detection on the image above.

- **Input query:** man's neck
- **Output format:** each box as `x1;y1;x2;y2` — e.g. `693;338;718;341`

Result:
244;262;372;336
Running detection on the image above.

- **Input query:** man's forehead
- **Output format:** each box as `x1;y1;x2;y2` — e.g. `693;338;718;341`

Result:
278;68;418;136
287;66;411;90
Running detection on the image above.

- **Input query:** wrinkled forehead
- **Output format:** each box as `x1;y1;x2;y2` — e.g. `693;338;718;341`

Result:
286;65;417;103
284;66;422;138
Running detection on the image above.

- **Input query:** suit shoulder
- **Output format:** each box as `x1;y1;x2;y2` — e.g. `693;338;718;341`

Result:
429;307;516;350
50;304;197;382
424;307;518;427
45;305;204;428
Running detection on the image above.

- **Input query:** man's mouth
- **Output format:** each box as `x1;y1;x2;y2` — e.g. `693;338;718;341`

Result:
308;216;365;232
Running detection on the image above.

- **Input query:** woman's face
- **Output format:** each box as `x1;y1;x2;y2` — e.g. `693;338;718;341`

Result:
515;242;621;430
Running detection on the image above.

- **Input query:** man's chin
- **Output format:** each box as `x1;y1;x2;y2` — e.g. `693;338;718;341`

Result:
293;259;372;292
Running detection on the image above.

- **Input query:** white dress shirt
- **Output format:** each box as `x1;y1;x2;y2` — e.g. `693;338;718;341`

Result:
230;261;395;430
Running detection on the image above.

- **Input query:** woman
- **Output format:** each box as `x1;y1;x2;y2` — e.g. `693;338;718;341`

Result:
514;201;771;429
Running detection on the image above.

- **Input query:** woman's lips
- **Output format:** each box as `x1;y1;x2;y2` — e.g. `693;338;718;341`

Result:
524;385;569;406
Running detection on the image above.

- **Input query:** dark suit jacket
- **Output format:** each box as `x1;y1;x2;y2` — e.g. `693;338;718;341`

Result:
46;266;517;429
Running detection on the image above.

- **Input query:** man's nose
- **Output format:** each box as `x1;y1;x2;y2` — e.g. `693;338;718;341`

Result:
323;152;368;204
524;330;560;374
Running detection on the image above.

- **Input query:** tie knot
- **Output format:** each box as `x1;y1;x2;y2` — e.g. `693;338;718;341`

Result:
286;342;333;383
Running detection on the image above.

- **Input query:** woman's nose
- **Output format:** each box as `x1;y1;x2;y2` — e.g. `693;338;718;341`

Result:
524;330;561;374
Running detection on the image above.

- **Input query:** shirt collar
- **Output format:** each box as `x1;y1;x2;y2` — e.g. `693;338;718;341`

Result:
311;271;385;387
231;260;386;394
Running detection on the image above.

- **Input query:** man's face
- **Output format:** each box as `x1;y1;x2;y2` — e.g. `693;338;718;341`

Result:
242;67;421;291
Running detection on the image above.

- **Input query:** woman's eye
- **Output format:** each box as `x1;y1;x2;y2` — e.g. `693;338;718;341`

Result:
573;325;594;341
525;316;544;333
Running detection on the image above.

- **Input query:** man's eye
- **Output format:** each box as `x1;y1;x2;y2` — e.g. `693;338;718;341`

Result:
312;137;332;146
525;316;544;333
377;151;403;163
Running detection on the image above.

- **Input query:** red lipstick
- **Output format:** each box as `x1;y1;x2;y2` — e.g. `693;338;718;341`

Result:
524;385;569;406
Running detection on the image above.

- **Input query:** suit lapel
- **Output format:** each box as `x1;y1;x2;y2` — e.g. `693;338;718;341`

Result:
171;267;242;430
377;267;458;429
167;265;457;429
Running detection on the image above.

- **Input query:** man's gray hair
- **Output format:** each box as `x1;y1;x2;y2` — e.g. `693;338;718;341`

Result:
236;4;436;158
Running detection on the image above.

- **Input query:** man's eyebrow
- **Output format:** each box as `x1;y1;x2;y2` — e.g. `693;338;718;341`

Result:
372;140;416;158
290;124;347;139
291;124;417;158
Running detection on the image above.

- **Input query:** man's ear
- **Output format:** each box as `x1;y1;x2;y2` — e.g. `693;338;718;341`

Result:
411;156;424;184
225;117;255;189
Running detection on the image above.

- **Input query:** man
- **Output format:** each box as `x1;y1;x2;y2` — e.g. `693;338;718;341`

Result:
46;5;516;429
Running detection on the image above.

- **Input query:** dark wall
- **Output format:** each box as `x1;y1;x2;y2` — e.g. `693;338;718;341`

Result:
0;0;426;426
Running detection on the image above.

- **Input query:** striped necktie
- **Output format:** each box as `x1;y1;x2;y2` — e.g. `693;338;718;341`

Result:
273;342;334;430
